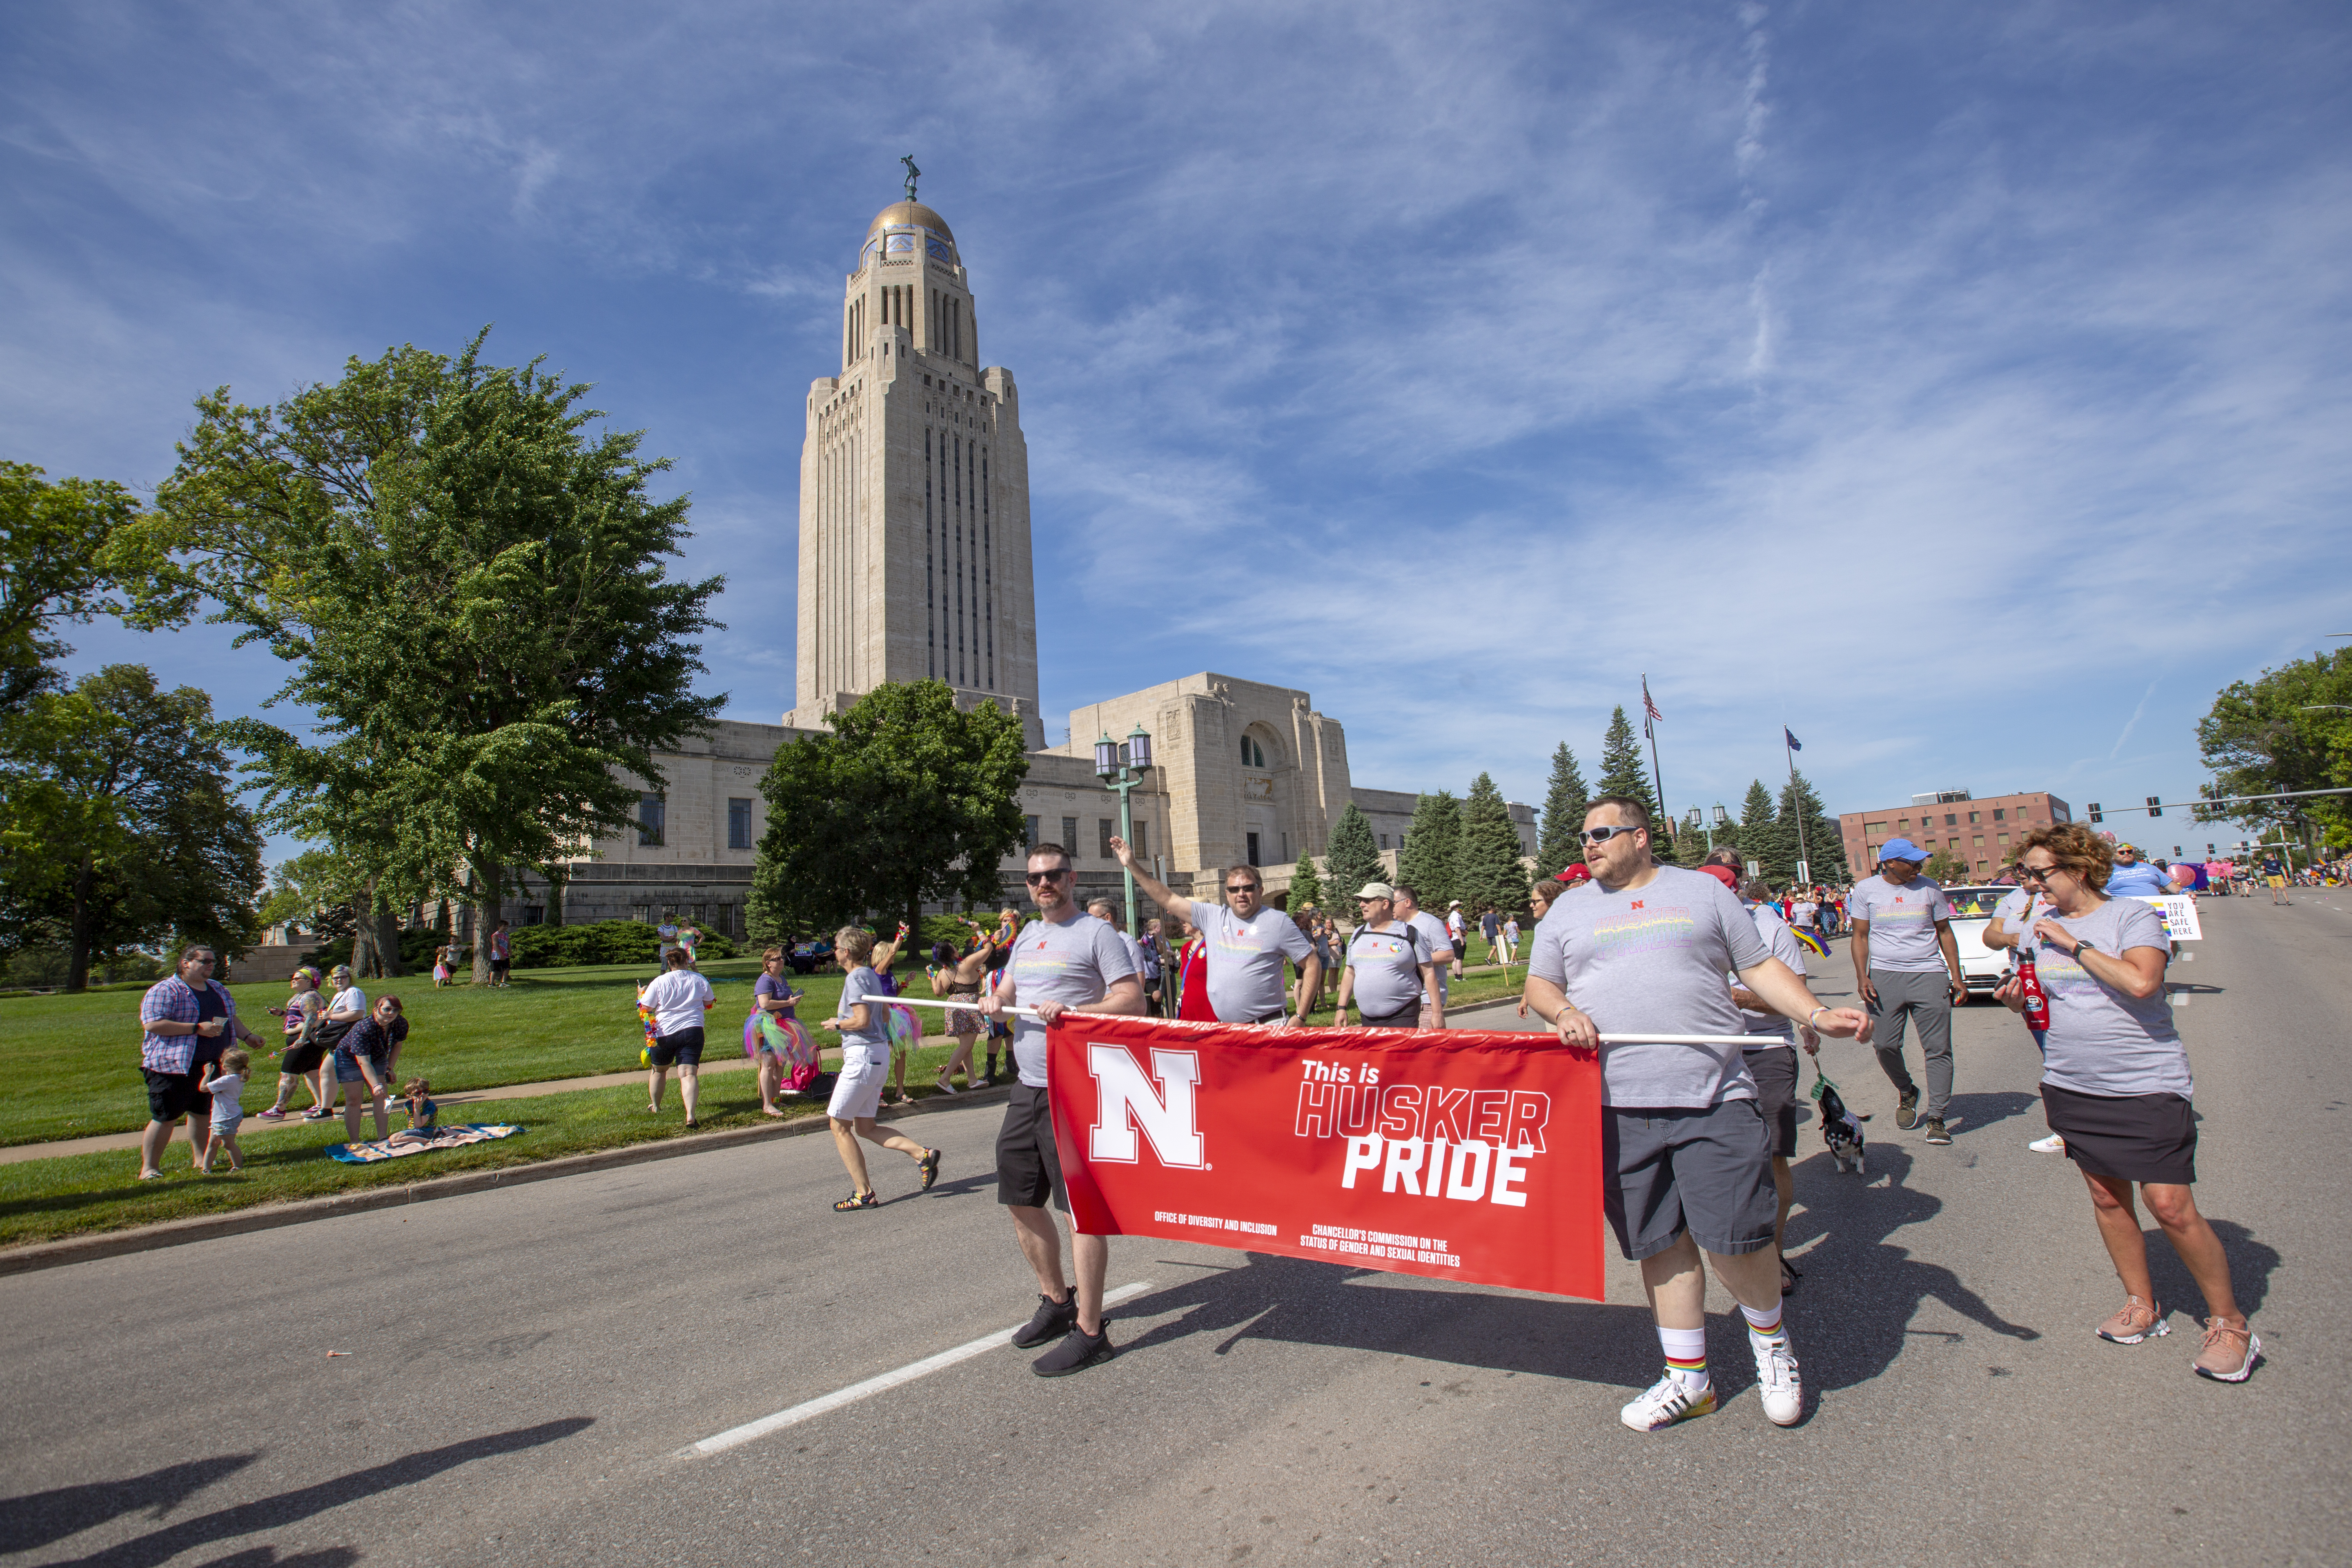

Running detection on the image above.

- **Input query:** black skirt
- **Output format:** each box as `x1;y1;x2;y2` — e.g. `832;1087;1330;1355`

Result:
2042;1082;2197;1185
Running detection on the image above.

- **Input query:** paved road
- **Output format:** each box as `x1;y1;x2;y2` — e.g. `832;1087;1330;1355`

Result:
4;898;2346;1566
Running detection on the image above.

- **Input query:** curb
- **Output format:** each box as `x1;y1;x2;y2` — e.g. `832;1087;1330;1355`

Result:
0;1085;1011;1280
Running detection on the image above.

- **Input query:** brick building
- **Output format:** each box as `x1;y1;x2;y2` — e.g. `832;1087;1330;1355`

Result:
1838;790;2073;882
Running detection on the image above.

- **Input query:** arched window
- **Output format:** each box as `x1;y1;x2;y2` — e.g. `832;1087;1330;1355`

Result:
1240;735;1266;768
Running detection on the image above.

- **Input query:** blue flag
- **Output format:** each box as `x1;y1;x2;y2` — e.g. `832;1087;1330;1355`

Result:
1784;728;1802;751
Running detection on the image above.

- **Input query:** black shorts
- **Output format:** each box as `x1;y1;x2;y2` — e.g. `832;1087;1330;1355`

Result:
647;1027;705;1068
491;959;511;979
1742;1043;1800;1158
996;1084;1068;1212
144;1067;205;1124
1359;1004;1418;1029
2042;1083;2198;1185
281;1039;327;1074
1601;1099;1778;1260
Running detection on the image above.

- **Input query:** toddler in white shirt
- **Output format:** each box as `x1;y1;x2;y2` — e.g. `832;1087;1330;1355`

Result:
200;1047;251;1173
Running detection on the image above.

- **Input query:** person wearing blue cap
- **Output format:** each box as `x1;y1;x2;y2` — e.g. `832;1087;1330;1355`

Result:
1848;838;1968;1144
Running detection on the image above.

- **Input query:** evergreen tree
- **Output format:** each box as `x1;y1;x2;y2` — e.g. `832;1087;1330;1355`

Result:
1287;848;1323;914
1777;768;1849;886
1323;802;1383;913
1534;743;1590;878
1396;790;1461;907
1733;779;1782;879
1595;705;1671;862
1456;772;1532;915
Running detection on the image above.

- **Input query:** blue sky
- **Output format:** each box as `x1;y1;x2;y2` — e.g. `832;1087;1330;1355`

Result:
6;1;2348;861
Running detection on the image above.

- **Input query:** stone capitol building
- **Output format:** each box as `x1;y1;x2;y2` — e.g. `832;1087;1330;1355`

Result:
531;189;1532;936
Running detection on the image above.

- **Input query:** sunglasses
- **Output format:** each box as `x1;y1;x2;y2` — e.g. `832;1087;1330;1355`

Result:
1024;869;1072;884
2018;863;2066;883
1225;883;1261;894
1578;825;1642;844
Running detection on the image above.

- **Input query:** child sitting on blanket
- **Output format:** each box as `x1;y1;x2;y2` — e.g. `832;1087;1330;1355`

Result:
389;1078;439;1143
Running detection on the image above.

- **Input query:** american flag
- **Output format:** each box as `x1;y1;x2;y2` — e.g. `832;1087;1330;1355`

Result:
1642;676;1663;725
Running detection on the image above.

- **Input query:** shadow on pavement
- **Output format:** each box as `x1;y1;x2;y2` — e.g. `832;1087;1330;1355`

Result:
2142;1218;2282;1320
0;1456;258;1556
1117;1251;1660;1390
1780;1143;2041;1393
42;1417;592;1568
1940;1089;2041;1135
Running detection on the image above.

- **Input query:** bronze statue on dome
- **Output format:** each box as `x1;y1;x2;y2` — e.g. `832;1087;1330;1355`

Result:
900;154;920;203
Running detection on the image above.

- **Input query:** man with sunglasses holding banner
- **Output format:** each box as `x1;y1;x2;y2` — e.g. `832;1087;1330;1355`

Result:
984;842;1145;1377
1525;797;1871;1433
1109;836;1320;1026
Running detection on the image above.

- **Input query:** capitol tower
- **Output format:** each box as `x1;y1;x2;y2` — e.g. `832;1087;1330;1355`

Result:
784;181;1044;750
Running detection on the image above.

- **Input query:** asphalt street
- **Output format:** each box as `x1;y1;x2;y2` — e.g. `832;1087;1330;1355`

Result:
4;895;2347;1567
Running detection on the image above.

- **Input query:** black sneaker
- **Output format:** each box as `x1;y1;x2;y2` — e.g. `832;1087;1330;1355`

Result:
1923;1118;1952;1145
1011;1292;1077;1350
1031;1322;1116;1377
1895;1089;1921;1130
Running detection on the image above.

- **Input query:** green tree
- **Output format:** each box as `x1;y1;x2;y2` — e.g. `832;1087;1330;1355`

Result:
1777;769;1849;886
1323;801;1383;913
1735;778;1784;878
2196;648;2352;851
1287;849;1324;915
1395;790;1461;908
748;680;1029;937
1533;742;1590;878
1596;705;1674;861
1456;771;1531;915
0;665;262;990
156;332;724;984
0;462;192;717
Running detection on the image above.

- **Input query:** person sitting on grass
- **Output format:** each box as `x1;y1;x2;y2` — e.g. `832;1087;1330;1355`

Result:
390;1077;439;1144
817;925;940;1210
198;1047;251;1174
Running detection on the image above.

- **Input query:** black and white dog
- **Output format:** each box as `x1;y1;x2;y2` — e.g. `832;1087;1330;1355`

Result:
1817;1077;1869;1175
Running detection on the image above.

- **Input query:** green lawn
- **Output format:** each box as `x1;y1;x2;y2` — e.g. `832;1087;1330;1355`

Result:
0;959;857;1147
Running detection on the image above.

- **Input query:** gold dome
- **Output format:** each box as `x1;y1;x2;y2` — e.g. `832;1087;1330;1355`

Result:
865;201;954;241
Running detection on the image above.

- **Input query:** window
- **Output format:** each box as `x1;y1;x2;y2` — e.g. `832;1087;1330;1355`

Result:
1897;818;1910;830
1241;735;1266;768
1993;808;2006;821
1099;818;1115;859
637;793;665;847
1134;822;1149;860
1998;832;2010;845
1969;811;1981;824
1062;816;1078;854
1024;814;1040;850
1247;831;1262;865
1945;813;1958;826
728;797;753;850
1972;835;1984;847
522;905;545;926
1379;833;1390;849
1865;820;1888;835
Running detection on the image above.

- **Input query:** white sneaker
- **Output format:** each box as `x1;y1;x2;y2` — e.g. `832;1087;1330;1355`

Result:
2029;1133;2066;1153
1753;1338;1803;1426
1620;1374;1715;1431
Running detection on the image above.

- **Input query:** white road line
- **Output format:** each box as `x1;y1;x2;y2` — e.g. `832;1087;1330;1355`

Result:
677;1280;1155;1458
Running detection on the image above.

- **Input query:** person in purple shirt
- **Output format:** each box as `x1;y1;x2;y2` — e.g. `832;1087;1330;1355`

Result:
137;946;267;1180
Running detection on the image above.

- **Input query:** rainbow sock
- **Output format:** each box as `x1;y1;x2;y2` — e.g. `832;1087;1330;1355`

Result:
1658;1325;1708;1388
1740;1301;1786;1343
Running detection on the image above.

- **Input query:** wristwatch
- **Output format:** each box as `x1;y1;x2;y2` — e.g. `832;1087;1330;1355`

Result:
2076;939;2098;954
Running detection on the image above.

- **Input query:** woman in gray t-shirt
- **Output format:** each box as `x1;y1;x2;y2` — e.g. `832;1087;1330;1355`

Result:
1997;824;2258;1382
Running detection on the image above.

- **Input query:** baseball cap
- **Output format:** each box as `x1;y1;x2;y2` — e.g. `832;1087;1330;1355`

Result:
1876;837;1930;863
1698;864;1739;890
1448;899;1461;907
1355;881;1396;900
1555;864;1591;884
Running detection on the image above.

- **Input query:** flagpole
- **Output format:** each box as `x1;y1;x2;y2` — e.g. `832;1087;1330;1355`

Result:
1784;726;1811;886
1643;674;1672;847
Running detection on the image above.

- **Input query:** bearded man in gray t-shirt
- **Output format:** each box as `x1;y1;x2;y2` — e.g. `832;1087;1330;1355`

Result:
1109;837;1320;1026
1525;797;1870;1436
983;843;1144;1379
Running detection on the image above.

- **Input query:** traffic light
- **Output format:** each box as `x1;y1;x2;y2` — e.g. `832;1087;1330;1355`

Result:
2088;802;2103;823
2147;795;2163;818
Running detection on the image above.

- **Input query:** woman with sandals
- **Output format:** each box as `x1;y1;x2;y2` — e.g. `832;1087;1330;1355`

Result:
818;926;940;1211
1997;823;2260;1382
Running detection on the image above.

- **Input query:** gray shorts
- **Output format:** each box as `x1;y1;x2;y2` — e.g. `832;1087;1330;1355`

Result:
1601;1098;1778;1261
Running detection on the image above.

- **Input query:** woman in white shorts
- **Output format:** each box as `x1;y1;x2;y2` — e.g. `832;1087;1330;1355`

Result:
818;926;940;1211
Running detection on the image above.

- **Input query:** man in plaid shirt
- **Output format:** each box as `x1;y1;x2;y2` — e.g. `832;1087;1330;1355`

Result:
140;946;265;1179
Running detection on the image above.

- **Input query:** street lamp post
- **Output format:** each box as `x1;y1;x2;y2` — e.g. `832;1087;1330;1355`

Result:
1683;804;1731;855
1094;722;1154;935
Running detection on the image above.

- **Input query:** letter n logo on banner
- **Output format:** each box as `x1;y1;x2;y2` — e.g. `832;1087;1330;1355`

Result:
1087;1044;1205;1169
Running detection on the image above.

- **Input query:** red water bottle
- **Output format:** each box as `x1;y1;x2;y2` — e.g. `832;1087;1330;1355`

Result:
2018;948;2050;1031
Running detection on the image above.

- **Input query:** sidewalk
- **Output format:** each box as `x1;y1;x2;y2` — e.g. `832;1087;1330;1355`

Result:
0;1057;769;1167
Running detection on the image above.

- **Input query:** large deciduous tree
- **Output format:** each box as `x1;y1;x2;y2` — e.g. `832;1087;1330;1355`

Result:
748;681;1029;937
0;665;262;989
1534;742;1590;880
2196;648;2352;849
155;333;724;983
0;462;192;718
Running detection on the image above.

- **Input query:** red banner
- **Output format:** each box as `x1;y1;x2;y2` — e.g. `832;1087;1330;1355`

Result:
1046;1015;1606;1301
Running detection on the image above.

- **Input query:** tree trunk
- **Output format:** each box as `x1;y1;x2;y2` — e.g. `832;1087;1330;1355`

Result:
350;895;384;979
470;858;504;985
65;852;96;993
375;902;407;977
546;867;566;928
